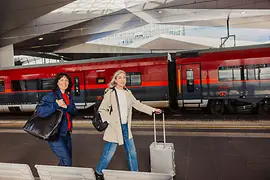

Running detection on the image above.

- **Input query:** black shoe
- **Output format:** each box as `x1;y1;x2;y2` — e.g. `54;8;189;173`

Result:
95;171;104;180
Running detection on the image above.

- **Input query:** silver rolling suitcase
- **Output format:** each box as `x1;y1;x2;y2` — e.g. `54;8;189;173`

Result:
150;113;176;177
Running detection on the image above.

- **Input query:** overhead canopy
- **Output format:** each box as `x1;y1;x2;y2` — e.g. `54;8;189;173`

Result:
0;0;270;58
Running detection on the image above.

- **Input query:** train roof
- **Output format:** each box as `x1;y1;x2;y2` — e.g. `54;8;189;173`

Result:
177;43;270;58
0;53;168;71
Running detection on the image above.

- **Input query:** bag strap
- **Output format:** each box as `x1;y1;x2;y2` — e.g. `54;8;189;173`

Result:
114;89;122;124
103;89;112;113
108;90;113;114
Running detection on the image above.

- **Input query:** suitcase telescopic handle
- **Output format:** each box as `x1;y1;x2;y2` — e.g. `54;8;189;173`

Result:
153;112;166;147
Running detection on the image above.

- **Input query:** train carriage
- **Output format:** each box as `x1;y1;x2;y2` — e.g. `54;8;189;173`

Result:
0;54;169;112
176;45;270;114
0;44;270;114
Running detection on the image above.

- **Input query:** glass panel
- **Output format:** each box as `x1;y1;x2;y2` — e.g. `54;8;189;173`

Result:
186;70;194;81
51;0;151;15
260;67;270;80
12;80;26;91
244;68;248;80
233;69;241;80
131;74;141;86
219;69;232;81
255;68;260;80
126;72;141;86
0;80;4;92
186;69;194;93
247;68;255;80
74;76;79;84
25;80;38;90
126;74;131;86
41;79;54;90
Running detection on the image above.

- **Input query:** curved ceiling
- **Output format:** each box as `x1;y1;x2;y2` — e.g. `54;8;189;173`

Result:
0;0;270;59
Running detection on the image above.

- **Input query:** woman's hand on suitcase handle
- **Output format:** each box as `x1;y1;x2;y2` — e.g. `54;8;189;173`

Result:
154;108;162;114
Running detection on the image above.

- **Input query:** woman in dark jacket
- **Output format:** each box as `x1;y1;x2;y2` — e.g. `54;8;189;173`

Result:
36;73;78;166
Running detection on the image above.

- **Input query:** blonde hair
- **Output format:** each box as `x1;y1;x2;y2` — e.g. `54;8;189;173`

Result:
105;70;126;92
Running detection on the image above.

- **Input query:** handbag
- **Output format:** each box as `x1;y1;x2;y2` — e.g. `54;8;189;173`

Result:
23;93;63;141
92;92;112;132
92;100;112;132
92;112;108;132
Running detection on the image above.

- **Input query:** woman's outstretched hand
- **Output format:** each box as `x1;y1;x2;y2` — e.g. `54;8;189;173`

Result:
154;109;162;114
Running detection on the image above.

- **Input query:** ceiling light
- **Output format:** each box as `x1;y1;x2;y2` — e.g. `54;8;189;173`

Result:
38;37;43;41
241;11;246;14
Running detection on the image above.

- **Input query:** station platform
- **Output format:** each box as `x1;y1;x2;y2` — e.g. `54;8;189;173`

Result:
0;119;269;179
0;119;270;138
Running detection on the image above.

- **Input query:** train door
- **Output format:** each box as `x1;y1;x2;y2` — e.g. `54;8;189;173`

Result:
180;63;202;104
68;72;86;109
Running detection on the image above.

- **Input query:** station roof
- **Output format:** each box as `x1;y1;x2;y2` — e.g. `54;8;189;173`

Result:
1;0;270;60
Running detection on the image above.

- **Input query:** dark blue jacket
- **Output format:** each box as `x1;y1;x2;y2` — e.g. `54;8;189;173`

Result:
36;90;78;136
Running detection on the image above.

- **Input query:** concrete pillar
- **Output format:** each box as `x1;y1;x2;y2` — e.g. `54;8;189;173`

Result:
0;45;14;67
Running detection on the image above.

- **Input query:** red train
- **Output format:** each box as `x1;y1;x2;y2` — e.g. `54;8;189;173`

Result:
0;44;269;114
176;44;270;114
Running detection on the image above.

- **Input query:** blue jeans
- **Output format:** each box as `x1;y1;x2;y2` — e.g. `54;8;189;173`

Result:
48;132;72;166
96;123;138;174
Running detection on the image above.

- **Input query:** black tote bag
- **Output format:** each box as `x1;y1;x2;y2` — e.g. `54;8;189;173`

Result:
23;109;63;141
23;92;63;141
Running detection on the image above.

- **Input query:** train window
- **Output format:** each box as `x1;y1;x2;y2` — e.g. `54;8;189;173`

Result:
12;80;39;91
96;78;106;84
0;80;4;92
218;67;233;81
130;73;141;86
186;69;194;92
220;64;270;81
246;68;256;80
233;69;241;80
245;68;250;80
126;75;131;86
186;69;194;81
259;66;270;80
74;77;79;84
41;79;54;90
255;64;264;68
255;68;260;80
12;80;26;91
126;72;141;86
25;79;38;90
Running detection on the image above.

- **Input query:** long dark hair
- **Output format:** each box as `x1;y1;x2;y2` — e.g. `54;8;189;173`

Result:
52;73;73;92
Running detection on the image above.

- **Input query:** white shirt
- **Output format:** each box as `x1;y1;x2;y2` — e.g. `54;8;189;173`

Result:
116;89;128;124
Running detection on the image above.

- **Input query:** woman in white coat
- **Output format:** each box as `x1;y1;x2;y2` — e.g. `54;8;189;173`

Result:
95;70;162;180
